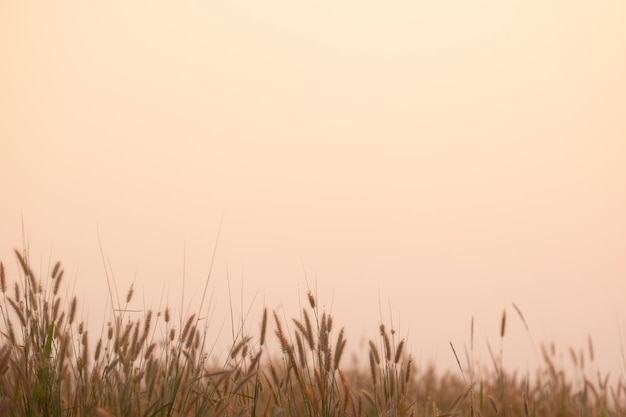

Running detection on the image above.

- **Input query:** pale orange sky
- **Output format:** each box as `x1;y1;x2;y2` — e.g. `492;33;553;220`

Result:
1;1;625;376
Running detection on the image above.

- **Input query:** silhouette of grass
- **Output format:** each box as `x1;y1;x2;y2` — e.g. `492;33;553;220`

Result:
0;249;623;416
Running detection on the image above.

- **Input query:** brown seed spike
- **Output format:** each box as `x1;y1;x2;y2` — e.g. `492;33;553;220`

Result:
52;298;61;321
82;331;89;369
404;355;412;384
320;313;328;350
248;351;262;372
382;328;392;362
126;285;134;304
523;392;529;417
369;350;377;385
307;291;316;309
500;309;506;338
394;339;405;364
143;310;153;338
145;342;156;359
94;339;102;362
180;314;195;343
0;262;5;293
333;328;346;370
273;311;290;354
295;333;307;368
231;336;252;359
260;307;268;347
185;326;196;349
303;309;314;350
14;249;28;275
51;261;61;279
369;340;380;365
69;296;77;325
292;318;309;340
53;270;63;295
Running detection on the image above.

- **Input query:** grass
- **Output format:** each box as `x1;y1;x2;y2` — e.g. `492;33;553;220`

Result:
0;248;624;416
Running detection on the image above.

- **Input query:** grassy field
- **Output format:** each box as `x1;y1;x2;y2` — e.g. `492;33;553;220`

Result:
0;249;623;417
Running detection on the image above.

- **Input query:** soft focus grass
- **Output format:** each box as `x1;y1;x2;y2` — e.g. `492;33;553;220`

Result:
0;249;624;417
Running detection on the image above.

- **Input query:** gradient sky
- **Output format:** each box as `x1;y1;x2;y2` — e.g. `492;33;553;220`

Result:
1;1;625;377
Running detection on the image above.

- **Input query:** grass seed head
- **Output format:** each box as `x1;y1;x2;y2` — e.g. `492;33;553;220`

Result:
51;261;61;279
0;262;5;293
260;307;268;347
333;328;346;370
369;340;381;365
181;314;196;344
126;284;134;304
69;296;77;325
53;270;63;295
369;350;378;385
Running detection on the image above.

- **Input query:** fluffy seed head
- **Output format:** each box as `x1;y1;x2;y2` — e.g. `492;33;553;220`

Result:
0;262;5;294
94;339;102;362
53;270;63;295
395;339;405;364
69;296;77;325
259;307;268;347
369;340;380;364
180;314;195;343
51;261;61;279
126;285;134;304
333;328;346;370
369;350;377;385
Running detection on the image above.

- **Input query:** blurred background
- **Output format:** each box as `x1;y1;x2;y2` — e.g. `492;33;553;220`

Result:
1;1;625;377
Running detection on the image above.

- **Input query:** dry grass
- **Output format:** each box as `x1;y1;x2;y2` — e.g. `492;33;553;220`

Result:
0;249;624;417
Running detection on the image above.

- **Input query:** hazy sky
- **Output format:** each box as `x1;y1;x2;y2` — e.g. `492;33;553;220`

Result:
1;1;625;377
